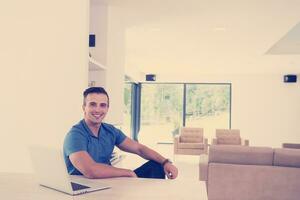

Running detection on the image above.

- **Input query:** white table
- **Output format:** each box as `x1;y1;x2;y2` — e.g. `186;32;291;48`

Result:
0;173;208;200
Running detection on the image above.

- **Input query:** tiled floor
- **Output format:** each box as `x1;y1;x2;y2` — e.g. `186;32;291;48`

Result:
119;143;201;181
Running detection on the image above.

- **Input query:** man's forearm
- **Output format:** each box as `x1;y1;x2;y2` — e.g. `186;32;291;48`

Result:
85;163;135;179
137;145;166;164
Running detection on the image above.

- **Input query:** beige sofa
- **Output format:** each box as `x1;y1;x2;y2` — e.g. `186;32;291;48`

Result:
199;145;300;200
174;127;208;155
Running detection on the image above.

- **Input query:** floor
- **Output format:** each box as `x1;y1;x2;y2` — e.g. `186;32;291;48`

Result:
118;143;201;181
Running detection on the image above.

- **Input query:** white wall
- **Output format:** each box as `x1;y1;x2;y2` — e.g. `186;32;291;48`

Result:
157;73;300;148
0;0;89;172
88;2;125;125
90;0;107;64
104;5;125;124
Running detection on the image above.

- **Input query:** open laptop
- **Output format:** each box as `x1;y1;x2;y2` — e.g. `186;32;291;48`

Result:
29;145;110;195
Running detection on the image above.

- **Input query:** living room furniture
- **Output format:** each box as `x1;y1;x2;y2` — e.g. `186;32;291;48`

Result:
0;173;208;200
199;145;300;200
282;142;300;149
212;129;249;146
174;127;208;155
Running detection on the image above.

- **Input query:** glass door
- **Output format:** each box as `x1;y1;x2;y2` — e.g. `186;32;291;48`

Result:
122;83;132;137
139;84;183;145
185;84;231;141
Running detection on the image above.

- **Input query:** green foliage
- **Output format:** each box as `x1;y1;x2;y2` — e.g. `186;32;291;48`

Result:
124;84;132;114
141;84;230;125
186;84;230;118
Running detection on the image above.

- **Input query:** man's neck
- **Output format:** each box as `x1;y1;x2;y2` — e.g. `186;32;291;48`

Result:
84;119;101;137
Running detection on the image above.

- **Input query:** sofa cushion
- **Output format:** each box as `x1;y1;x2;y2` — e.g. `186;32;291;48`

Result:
180;128;203;143
274;148;300;168
209;145;273;165
180;136;202;143
178;142;205;149
216;131;241;145
217;136;241;145
216;129;240;137
208;163;300;200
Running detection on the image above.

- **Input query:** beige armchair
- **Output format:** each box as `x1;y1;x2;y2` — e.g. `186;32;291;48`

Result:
212;129;249;146
174;127;208;155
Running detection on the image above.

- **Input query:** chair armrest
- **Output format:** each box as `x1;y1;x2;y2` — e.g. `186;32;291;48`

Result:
174;136;180;153
174;135;180;144
199;154;208;181
212;138;217;145
204;138;208;145
243;139;249;146
203;138;208;153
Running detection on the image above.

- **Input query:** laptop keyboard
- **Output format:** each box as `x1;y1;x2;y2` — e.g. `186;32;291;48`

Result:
71;182;90;191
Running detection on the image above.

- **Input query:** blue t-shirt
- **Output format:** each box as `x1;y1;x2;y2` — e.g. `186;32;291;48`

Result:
63;119;127;175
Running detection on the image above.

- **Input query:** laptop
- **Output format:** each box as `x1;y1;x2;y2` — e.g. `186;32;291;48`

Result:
29;145;110;195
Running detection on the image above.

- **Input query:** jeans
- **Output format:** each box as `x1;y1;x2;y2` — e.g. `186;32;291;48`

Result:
134;160;165;179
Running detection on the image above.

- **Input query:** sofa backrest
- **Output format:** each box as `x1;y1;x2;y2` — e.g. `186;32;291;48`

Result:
215;129;241;145
282;143;300;149
209;145;274;165
180;127;203;143
274;148;300;168
216;129;240;136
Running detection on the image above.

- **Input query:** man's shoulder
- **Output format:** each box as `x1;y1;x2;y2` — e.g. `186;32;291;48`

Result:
101;122;117;131
102;123;124;135
68;120;88;136
101;123;127;144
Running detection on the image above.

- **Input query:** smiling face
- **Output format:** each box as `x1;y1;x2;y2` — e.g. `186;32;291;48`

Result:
82;93;109;126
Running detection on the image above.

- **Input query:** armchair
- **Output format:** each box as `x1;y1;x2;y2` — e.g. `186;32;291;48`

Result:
174;127;208;155
212;129;249;146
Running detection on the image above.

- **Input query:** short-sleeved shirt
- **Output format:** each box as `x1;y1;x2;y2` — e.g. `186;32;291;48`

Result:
63;119;127;175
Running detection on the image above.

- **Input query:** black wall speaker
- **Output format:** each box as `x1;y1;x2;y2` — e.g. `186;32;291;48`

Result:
283;74;297;83
89;34;96;47
146;74;156;81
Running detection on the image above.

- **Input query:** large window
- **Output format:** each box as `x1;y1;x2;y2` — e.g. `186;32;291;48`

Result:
124;83;231;145
122;83;132;137
139;84;183;144
185;84;231;140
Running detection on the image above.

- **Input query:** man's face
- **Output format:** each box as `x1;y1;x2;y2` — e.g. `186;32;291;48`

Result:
83;93;109;125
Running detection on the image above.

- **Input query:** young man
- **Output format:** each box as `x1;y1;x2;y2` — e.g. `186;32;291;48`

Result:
63;87;178;179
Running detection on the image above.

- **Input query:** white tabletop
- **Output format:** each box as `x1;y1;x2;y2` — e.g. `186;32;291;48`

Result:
0;173;207;200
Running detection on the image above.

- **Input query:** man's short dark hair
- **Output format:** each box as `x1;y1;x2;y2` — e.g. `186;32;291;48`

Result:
83;87;109;106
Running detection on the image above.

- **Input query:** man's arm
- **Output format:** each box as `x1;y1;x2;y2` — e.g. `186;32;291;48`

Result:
69;151;137;179
117;138;178;179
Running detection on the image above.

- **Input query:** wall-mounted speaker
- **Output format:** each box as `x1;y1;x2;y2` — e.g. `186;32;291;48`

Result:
146;74;156;81
283;74;297;83
89;34;96;47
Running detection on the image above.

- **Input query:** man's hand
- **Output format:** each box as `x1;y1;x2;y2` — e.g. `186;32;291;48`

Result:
126;169;138;178
163;162;178;179
118;138;178;179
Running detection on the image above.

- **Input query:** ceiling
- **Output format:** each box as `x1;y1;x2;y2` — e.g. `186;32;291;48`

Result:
109;0;300;75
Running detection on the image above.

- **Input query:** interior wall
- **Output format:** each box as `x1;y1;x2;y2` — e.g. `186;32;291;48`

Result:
0;0;88;172
104;5;126;124
157;73;300;148
90;0;107;64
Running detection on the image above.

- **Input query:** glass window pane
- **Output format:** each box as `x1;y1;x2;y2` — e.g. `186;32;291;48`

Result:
185;84;231;141
122;83;132;137
139;84;183;145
